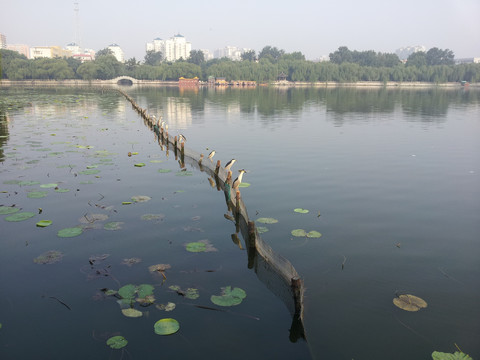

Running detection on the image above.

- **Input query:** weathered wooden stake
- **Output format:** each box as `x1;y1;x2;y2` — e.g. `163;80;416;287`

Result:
235;190;241;213
291;277;303;316
226;170;232;184
215;160;221;175
247;221;256;249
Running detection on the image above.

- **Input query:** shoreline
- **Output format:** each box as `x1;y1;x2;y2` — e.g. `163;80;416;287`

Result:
0;79;478;89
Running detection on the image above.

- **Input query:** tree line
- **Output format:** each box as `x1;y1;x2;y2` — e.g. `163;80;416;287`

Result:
1;46;479;83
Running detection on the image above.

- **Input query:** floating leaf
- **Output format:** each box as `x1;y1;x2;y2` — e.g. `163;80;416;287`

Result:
432;351;473;360
55;188;70;193
307;231;322;238
150;159;163;163
121;308;143;318
40;183;58;188
210;286;246;307
256;217;278;224
131;195;151;203
185;288;200;300
136;295;156;306
238;182;250;188
157;169;172;173
137;284;154;298
104;222;124;231
3;180;21;185
5;212;35;222
118;284;136;300
36;220;52;227
33;250;63;264
154;318;180;335
175;170;193;176
57;227;83;238
393;294;428;312
121;257;142;267
0;206;20;215
122;201;132;205
106;335;128;349
149;264;171;273
18;181;41;186
291;229;307;237
257;226;269;234
79;213;109;224
141;213;165;221
294;208;309;214
185;242;207;253
79;169;101;175
134;163;146;167
27;191;48;199
156;302;176;311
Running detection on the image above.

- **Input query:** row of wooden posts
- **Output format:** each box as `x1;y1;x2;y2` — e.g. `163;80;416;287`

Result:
116;88;304;328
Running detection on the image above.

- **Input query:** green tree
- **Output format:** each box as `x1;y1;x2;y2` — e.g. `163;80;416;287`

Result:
241;50;256;62
144;51;163;66
95;55;123;79
426;47;455;65
77;61;98;80
96;48;113;57
406;51;427;67
258;46;285;63
125;57;139;72
329;46;353;64
187;50;205;65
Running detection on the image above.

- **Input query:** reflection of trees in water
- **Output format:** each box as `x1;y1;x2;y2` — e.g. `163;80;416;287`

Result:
325;88;396;114
0;110;9;162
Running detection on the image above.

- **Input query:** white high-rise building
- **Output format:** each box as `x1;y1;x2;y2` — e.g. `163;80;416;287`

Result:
214;46;251;61
145;34;192;62
0;33;6;49
108;44;125;63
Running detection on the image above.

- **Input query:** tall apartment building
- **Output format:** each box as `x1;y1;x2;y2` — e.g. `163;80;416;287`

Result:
30;46;71;59
0;33;7;49
146;34;192;62
214;46;251;61
7;44;30;58
108;44;125;63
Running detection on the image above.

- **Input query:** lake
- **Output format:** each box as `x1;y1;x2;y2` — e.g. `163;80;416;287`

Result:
0;86;479;360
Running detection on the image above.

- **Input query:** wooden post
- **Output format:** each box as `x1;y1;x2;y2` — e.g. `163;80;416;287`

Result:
291;277;303;317
226;171;232;185
198;154;204;166
180;142;185;159
174;136;177;149
235;190;241;213
215;160;221;175
248;221;256;249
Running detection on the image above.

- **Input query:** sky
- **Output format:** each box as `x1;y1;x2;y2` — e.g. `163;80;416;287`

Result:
2;0;479;60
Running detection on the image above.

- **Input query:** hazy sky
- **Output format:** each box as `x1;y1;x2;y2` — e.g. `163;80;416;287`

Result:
2;0;479;60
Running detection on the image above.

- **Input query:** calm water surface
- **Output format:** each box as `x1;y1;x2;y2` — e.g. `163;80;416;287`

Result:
0;86;479;360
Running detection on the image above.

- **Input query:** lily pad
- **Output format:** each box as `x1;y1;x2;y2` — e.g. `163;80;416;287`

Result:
294;208;309;214
141;213;165;221
149;264;171;273
185;241;207;252
27;191;48;199
256;217;278;224
432;351;473;360
79;169;101;175
134;163;146;167
393;294;428;312
104;221;124;231
0;206;20;215
257;226;269;234
121;308;143;318
238;182;250;188
156;302;176;311
175;170;193;176
118;284;136;300
57;227;83;238
106;335;128;349
36;220;52;227
291;229;307;237
307;231;322;238
5;212;36;222
137;284;154;299
157;168;172;173
18;181;41;186
40;183;58;188
33;250;63;264
210;286;246;307
131;195;151;203
154;318;180;335
121;257;142;267
54;188;70;193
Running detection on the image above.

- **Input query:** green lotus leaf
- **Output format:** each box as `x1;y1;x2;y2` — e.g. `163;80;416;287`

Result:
118;284;136;300
3;180;22;185
210;286;246;307
33;250;63;264
157;168;172;173
18;181;41;186
150;159;163;163
141;213;165;221
5;212;36;222
104;221;124;230
185;288;199;300
393;294;427;312
291;229;307;237
238;182;250;188
36;220;52;227
154;318;180;335
294;208;309;214
79;169;101;175
122;201;132;205
432;351;473;360
40;183;58;188
106;335;128;349
307;231;322;238
27;191;48;199
256;226;269;234
55;188;70;193
175;170;193;176
121;308;143;318
134;163;146;167
0;206;20;215
256;217;278;224
137;284;154;299
185;242;207;252
86;165;98;169
131;195;151;203
57;227;83;238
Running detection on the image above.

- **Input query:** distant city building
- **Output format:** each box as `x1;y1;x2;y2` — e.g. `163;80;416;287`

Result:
0;33;6;49
30;46;71;59
200;49;213;61
395;45;426;60
108;44;125;63
7;44;30;58
455;57;480;64
146;34;192;62
66;43;95;62
214;46;251;61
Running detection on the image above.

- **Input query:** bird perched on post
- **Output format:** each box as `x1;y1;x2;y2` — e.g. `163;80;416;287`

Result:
224;159;236;171
178;134;187;143
208;150;215;161
233;169;247;189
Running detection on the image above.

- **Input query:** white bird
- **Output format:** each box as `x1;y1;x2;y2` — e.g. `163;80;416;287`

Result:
208;150;215;160
178;134;187;143
232;169;247;189
224;159;236;171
